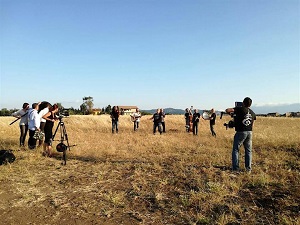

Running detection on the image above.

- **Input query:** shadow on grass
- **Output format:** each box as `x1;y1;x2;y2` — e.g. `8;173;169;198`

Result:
49;151;154;166
213;165;231;171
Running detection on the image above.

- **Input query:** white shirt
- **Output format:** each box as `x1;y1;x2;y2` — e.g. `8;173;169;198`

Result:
12;109;28;125
28;108;40;131
131;112;141;122
39;107;49;123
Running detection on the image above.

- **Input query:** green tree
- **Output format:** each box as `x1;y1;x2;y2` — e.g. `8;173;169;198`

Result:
81;96;94;115
105;105;112;114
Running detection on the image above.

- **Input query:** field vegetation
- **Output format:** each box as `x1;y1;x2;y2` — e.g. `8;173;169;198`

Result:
0;115;299;225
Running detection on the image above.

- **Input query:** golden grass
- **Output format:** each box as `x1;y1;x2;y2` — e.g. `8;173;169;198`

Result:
0;115;299;225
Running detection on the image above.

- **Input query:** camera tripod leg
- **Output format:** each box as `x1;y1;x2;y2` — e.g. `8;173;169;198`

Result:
62;150;67;165
62;125;71;150
52;120;70;165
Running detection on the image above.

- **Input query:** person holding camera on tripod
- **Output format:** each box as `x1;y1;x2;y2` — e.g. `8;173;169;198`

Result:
225;97;256;173
42;104;59;157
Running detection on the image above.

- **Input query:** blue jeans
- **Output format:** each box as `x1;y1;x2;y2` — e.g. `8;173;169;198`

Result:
153;122;162;134
232;131;252;171
134;121;139;131
112;120;118;133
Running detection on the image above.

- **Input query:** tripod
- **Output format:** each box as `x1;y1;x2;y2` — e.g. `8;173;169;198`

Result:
52;116;72;165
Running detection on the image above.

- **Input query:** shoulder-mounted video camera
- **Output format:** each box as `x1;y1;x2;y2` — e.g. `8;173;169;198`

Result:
221;102;243;130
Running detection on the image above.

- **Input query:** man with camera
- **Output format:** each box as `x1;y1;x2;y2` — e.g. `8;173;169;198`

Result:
225;97;256;173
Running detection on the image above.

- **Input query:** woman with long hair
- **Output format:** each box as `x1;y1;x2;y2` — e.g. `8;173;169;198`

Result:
42;104;59;157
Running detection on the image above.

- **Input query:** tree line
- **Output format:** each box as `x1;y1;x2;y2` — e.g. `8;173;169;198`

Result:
0;96;113;116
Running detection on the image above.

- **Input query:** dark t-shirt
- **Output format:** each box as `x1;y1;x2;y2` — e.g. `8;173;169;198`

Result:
192;113;200;123
153;113;162;123
234;107;256;132
111;111;119;121
210;113;216;125
185;112;191;122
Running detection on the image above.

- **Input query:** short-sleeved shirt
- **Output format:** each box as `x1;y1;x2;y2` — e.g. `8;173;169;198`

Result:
185;112;191;122
192;113;200;123
210;113;216;125
12;109;28;125
39;107;49;123
234;107;256;132
111;111;119;121
131;112;141;122
153;113;162;123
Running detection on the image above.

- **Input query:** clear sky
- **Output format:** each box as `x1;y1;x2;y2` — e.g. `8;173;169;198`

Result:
1;0;299;111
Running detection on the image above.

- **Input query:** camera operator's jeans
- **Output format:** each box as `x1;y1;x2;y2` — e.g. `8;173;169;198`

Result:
232;131;252;171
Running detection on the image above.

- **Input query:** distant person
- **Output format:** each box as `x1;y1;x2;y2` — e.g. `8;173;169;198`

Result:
38;102;52;147
149;109;162;135
226;97;256;172
42;104;59;157
209;108;217;137
192;109;201;135
110;106;120;134
160;108;166;133
131;108;141;131
184;108;192;132
28;102;41;149
11;103;30;147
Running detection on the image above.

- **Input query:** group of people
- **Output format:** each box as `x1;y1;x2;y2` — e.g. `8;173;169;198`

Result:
110;106;166;134
12;101;59;157
12;97;256;173
184;107;216;137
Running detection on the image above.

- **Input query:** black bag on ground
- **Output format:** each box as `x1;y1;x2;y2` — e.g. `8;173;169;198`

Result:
0;150;16;165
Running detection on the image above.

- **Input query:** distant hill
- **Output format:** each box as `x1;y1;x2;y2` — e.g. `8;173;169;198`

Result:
251;103;300;114
141;108;185;115
141;103;300;115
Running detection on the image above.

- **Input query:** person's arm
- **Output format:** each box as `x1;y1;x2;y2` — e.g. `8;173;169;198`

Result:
42;111;55;122
12;109;21;118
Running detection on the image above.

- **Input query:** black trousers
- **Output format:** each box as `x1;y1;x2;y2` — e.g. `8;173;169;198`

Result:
161;122;166;132
153;122;162;134
210;124;216;137
192;122;199;135
28;130;37;149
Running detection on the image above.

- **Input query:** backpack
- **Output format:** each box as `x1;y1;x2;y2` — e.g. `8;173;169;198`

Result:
0;150;16;165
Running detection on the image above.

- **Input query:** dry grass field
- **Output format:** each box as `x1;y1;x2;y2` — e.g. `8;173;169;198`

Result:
0;115;299;225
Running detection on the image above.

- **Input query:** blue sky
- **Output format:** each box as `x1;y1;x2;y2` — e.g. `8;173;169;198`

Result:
1;0;299;111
